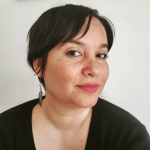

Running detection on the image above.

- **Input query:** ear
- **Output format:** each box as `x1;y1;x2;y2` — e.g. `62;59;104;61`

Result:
33;58;43;78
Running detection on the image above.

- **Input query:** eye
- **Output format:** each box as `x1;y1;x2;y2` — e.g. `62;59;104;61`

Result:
96;53;108;59
66;50;81;57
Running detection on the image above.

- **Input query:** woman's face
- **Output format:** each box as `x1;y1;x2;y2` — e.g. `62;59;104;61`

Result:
43;17;109;108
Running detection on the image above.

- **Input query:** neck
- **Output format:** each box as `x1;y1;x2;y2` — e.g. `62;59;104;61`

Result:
39;95;92;132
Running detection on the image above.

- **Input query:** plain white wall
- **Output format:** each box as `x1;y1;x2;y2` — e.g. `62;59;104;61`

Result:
0;0;150;133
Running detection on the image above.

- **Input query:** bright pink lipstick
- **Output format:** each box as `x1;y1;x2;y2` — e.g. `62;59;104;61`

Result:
77;83;99;93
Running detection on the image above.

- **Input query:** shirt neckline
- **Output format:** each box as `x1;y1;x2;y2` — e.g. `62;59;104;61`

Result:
25;97;100;150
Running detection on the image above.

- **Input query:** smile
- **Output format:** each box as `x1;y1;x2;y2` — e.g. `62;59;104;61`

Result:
77;86;98;93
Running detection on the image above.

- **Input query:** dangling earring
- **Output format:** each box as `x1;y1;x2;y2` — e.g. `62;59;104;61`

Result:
39;83;43;107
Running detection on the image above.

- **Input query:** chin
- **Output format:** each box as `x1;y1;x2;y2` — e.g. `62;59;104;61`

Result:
74;97;98;108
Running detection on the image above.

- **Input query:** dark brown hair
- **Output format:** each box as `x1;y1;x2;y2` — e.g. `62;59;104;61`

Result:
27;4;115;90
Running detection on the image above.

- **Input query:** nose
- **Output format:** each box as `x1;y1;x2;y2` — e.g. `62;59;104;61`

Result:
82;58;101;77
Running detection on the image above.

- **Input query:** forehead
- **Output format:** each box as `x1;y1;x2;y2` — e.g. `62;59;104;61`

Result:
73;17;107;42
73;17;107;46
58;17;108;50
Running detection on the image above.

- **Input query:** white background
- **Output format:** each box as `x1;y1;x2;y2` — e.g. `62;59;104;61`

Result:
0;0;150;133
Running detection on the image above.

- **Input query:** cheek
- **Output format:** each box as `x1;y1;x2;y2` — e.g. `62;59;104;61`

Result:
47;59;78;85
101;63;109;83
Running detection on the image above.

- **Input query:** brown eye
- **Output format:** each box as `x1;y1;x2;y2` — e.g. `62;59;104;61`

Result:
96;53;108;59
66;50;81;57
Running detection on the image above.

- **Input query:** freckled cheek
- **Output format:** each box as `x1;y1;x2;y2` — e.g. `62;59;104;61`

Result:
101;64;109;82
52;61;78;84
105;65;109;81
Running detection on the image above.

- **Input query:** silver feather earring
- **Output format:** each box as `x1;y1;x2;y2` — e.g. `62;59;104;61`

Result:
39;83;43;107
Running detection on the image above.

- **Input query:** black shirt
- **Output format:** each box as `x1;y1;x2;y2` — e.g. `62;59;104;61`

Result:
0;97;150;150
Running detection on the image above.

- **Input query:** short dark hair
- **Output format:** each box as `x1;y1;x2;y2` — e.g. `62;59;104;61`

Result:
27;4;115;90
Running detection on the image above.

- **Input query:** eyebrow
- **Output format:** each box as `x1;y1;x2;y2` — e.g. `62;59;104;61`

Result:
61;39;108;50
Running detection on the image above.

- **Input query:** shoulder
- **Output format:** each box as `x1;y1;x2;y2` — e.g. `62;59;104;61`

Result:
95;98;150;149
0;98;38;127
97;97;141;124
0;98;38;149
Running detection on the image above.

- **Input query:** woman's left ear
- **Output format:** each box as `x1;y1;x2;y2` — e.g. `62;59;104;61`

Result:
33;58;43;78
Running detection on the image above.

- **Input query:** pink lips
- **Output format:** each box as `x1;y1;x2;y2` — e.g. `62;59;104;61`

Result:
77;83;99;93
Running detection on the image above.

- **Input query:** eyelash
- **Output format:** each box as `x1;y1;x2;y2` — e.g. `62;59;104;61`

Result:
66;50;108;59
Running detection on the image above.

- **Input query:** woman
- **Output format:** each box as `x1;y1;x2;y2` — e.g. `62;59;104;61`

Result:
0;4;150;150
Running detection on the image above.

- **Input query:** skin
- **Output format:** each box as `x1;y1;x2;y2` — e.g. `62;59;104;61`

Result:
32;16;109;150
